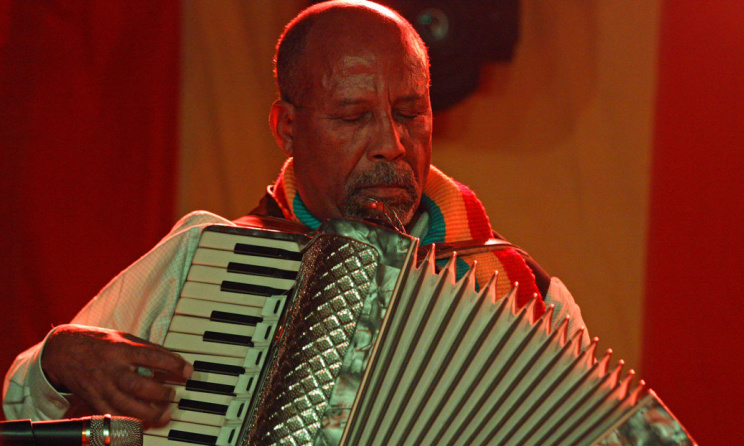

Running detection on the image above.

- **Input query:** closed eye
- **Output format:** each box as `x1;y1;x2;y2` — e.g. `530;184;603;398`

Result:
339;112;371;123
395;110;423;121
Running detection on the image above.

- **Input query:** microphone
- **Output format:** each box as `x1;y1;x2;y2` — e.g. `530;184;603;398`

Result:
0;414;142;446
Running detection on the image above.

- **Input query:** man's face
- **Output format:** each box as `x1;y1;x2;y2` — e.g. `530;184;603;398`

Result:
288;23;432;226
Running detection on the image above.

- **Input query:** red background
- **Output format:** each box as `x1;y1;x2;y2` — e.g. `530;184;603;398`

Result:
643;1;744;444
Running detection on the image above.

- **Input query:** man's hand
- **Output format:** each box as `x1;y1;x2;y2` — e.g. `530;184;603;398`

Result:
41;324;192;427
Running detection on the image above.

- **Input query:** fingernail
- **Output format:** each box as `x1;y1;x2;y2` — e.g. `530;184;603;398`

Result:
183;362;193;379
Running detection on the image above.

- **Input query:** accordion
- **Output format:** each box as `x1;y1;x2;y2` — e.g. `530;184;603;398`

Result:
143;217;695;446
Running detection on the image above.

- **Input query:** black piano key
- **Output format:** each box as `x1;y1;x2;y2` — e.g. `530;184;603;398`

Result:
226;262;298;280
203;331;254;347
209;310;262;326
220;280;288;297
234;243;302;261
178;398;228;415
185;379;236;396
193;360;245;376
168;429;217;446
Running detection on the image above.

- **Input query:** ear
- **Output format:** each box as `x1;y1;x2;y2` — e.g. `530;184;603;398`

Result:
269;99;296;157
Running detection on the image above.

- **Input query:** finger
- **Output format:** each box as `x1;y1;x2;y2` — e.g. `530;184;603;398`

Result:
115;370;176;404
79;380;136;420
106;383;172;426
72;370;170;426
124;343;193;381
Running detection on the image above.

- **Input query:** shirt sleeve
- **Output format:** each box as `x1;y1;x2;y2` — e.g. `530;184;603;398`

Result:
2;211;235;421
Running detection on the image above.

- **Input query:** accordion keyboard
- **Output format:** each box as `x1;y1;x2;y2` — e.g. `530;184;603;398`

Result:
143;226;304;446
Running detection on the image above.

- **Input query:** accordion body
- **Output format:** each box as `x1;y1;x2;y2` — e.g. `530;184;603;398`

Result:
143;218;695;446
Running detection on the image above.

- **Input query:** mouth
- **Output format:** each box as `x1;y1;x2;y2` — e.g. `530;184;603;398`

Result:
357;184;410;199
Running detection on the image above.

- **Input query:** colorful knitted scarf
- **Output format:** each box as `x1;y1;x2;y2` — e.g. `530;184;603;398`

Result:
269;158;544;313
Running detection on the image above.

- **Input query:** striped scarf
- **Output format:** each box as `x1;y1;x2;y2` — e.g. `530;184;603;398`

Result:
269;158;544;313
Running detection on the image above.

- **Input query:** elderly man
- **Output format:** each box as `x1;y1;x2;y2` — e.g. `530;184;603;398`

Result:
3;0;587;429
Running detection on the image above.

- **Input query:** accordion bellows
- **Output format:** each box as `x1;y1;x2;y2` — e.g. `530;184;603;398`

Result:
146;218;695;446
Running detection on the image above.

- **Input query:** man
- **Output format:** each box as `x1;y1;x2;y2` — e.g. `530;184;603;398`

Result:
3;0;587;428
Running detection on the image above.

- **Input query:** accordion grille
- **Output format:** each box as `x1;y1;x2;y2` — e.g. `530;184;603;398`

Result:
245;235;380;444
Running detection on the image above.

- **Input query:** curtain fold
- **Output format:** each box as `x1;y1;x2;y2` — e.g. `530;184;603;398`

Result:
0;1;180;405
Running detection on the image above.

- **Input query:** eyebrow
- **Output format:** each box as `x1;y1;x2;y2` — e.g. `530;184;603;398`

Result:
331;94;426;108
394;94;426;104
331;98;373;108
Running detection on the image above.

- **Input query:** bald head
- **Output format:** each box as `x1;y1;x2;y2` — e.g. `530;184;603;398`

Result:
274;0;429;106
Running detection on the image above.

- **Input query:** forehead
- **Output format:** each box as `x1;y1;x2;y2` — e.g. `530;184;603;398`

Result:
303;14;428;101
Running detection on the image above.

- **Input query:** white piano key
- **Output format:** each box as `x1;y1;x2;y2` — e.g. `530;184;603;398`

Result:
180;282;290;318
182;285;290;322
192;248;301;272
144;420;239;446
171;370;258;397
233;373;259;396
248;322;276;346
187;264;296;291
166;385;251;424
174;297;267;322
168;315;256;338
195;252;299;283
172;387;236;405
164;332;259;358
168;398;250;427
185;370;238;388
178;350;267;374
168;402;225;427
199;230;301;253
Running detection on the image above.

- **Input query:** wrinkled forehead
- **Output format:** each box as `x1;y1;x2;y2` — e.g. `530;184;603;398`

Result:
326;46;423;81
304;15;429;100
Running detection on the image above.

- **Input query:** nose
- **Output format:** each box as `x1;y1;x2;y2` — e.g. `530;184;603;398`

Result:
367;113;406;161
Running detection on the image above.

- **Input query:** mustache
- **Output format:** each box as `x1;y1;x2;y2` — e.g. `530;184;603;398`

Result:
345;163;419;196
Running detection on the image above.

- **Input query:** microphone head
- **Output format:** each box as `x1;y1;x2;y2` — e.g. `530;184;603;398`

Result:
87;415;143;446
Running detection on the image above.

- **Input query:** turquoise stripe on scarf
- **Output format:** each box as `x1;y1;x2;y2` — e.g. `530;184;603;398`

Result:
420;194;472;285
420;194;445;245
293;194;322;230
